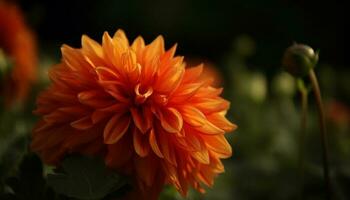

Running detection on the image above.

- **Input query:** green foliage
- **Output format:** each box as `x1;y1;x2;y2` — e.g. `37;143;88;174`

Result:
0;153;56;200
0;154;130;200
47;155;128;200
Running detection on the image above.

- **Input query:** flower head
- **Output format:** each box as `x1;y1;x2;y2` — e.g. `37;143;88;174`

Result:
31;29;236;199
0;1;37;105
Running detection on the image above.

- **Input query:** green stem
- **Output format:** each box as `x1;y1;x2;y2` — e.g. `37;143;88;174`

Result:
308;69;331;199
298;80;308;200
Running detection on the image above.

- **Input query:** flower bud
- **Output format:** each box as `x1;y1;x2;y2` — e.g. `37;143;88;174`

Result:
282;43;319;77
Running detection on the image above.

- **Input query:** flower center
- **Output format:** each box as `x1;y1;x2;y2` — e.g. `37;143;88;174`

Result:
134;83;153;105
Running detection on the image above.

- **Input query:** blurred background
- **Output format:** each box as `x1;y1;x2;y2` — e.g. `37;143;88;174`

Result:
1;0;347;199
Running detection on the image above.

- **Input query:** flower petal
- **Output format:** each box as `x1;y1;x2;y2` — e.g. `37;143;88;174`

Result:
191;148;209;164
184;131;202;152
193;98;230;114
78;90;113;108
102;31;120;67
158;130;177;166
95;66;121;82
104;114;130;144
149;128;164;158
130;106;152;133
194;120;225;135
61;45;85;71
81;35;104;64
159;107;183;133
178;105;206;127
131;36;145;60
106;134;133;169
133;128;150;157
207;112;237;132
70;115;93;130
134;155;158;187
155;60;184;93
91;103;127;124
182;64;203;83
112;29;129;47
143;35;165;64
170;82;202;103
201;134;232;158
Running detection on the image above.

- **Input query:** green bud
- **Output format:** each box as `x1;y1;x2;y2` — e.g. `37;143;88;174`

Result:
282;43;319;77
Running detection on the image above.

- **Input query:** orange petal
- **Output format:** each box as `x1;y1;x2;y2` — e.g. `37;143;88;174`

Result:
131;36;145;60
58;106;88;115
61;45;85;71
194;120;224;135
134;84;153;105
193;98;230;114
121;49;138;73
201;134;232;158
63;126;100;149
170;82;202;103
102;32;119;67
162;162;179;185
197;166;215;187
158;130;177;166
133;128;150;157
177;168;189;196
178;105;206;127
209;155;225;173
143;35;165;63
155;61;184;93
98;81;130;103
159;107;183;133
81;35;104;63
32;125;70;151
206;112;237;132
78;90;113;108
194;86;223;98
182;64;203;83
134;155;158;187
106;135;133;169
141;55;159;84
92;103;127;123
160;43;177;62
112;29;129;47
104;114;130;144
130;106;152;133
95;66;121;81
70;115;93;130
185;132;202;152
43;110;71;124
149;129;164;158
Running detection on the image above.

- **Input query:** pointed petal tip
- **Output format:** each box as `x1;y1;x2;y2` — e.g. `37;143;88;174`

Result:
230;123;238;132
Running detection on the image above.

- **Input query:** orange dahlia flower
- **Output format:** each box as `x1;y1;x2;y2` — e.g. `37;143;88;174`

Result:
0;1;37;105
31;29;236;199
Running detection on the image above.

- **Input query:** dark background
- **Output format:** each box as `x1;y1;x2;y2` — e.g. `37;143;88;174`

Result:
19;0;345;70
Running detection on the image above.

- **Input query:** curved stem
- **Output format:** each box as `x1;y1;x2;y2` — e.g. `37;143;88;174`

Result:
308;69;331;199
298;81;308;200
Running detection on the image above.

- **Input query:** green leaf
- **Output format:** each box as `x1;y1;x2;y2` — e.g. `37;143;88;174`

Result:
1;153;56;200
47;155;127;200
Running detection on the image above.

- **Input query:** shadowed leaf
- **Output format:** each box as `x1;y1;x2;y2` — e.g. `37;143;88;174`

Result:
47;155;127;200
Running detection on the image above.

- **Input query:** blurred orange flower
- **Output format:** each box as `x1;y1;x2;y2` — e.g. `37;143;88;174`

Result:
326;100;350;127
186;58;224;87
0;1;37;105
31;30;236;199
